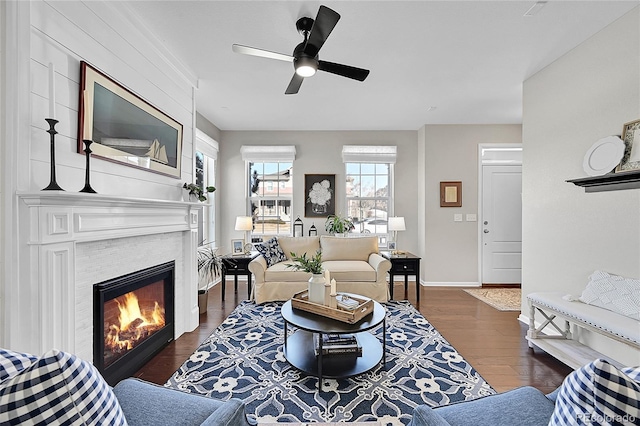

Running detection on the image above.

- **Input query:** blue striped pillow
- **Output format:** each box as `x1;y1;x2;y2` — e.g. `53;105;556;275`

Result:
0;348;127;425
550;358;640;425
0;348;37;382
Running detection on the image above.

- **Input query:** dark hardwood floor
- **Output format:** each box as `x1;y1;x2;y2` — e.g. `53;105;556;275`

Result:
135;280;572;394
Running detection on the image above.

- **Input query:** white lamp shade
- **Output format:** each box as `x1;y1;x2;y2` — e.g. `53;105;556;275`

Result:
235;216;253;231
388;217;406;232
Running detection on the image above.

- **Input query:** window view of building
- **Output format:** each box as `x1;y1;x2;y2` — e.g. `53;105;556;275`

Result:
346;162;391;244
248;162;293;238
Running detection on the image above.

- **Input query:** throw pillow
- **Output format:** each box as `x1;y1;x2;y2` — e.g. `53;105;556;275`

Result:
0;348;37;382
580;270;640;320
549;358;640;426
0;348;127;425
255;237;287;267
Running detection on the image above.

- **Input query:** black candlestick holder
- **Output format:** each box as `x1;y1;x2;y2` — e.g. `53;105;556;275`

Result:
80;139;97;193
42;118;64;191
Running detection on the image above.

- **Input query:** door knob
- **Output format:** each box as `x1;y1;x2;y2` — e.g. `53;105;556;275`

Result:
483;229;489;233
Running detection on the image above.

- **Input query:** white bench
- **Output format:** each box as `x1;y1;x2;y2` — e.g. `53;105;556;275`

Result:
526;292;640;369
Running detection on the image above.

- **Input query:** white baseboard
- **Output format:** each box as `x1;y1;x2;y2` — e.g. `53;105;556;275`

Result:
422;281;481;287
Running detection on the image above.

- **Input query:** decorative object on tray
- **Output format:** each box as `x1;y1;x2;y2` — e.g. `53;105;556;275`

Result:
287;250;325;304
42;118;64;191
616;119;640;172
183;183;215;202
291;291;374;324
78;61;183;178
582;135;625;176
305;174;335;217
324;214;355;236
80;139;97;193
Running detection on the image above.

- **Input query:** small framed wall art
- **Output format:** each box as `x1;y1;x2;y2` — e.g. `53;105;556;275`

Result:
440;181;462;207
78;61;183;178
616;119;640;172
305;174;335;217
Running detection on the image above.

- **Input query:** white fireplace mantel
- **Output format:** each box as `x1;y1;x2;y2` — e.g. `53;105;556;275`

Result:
9;191;202;359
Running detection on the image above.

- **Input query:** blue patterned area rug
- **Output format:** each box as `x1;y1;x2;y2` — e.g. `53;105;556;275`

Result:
165;301;495;425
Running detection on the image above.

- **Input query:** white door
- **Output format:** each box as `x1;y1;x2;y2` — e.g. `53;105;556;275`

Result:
481;165;522;284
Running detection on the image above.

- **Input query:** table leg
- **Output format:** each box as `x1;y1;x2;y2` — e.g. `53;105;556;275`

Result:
247;273;252;300
284;321;288;351
382;317;386;368
404;274;409;299
318;333;323;391
416;263;420;302
221;269;226;301
234;275;238;293
389;273;394;300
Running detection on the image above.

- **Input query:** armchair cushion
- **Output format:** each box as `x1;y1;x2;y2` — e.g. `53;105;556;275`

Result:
113;378;252;426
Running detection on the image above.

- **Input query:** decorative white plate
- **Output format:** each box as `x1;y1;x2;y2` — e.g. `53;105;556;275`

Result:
583;136;625;177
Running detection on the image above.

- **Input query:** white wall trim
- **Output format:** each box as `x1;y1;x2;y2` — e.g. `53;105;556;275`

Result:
423;281;481;287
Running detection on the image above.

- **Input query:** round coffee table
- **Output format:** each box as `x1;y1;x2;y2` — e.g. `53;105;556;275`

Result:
281;295;386;391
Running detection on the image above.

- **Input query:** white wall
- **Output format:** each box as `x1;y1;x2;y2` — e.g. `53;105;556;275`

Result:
218;131;418;255
1;0;198;348
420;124;522;285
26;0;195;197
522;7;640;365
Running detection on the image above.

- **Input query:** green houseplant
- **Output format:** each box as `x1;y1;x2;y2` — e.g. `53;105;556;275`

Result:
196;244;223;314
324;214;355;235
183;183;216;202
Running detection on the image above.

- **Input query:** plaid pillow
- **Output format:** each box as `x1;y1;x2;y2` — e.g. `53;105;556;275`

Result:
550;358;640;426
0;348;37;382
255;237;287;267
0;348;127;425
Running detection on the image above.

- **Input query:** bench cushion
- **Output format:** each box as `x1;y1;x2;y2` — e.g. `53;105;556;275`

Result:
527;292;640;345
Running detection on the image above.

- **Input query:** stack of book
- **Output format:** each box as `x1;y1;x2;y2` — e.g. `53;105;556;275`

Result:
314;333;362;357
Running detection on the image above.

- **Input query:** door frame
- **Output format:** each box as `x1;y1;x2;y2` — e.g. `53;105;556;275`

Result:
477;144;523;286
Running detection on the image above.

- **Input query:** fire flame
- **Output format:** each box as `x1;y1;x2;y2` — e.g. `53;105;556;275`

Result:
105;292;165;352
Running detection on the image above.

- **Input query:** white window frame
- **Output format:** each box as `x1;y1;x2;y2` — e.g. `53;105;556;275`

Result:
342;146;397;246
242;146;296;239
195;129;218;246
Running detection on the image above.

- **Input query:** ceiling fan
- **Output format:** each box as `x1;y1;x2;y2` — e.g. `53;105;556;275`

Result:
232;5;370;95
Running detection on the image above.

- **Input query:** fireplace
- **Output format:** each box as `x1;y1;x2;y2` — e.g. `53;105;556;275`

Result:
94;261;175;385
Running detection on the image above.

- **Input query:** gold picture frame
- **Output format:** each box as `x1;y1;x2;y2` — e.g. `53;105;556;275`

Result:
440;181;462;207
616;119;640;173
78;61;183;178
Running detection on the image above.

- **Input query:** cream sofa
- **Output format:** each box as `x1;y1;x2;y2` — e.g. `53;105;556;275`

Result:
249;236;391;304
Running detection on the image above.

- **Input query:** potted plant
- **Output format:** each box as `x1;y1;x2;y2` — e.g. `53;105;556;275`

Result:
287;250;325;304
324;214;355;236
183;183;216;202
197;243;222;314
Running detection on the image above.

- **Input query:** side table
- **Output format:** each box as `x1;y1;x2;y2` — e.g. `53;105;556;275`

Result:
221;252;257;301
382;251;421;301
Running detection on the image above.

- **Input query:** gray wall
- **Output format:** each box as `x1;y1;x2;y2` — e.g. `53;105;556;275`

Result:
217;131;418;255
420;124;522;284
522;7;639;365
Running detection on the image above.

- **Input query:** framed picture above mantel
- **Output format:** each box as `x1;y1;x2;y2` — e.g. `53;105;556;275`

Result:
78;61;183;178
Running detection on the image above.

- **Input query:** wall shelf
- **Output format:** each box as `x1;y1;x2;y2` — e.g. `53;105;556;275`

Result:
567;170;640;192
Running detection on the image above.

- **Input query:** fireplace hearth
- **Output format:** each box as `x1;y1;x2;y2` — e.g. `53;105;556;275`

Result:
94;261;175;385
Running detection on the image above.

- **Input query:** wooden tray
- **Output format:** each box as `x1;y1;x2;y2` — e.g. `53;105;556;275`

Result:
291;291;374;324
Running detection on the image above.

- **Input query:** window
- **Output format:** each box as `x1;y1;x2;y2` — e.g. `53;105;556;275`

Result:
195;130;218;246
241;146;296;240
342;146;397;246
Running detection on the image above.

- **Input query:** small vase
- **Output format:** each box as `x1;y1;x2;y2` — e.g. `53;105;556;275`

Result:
308;273;326;305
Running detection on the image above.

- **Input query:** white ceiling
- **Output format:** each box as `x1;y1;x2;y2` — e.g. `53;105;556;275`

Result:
124;1;638;131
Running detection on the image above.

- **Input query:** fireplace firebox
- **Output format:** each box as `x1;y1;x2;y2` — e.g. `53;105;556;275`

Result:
94;261;175;385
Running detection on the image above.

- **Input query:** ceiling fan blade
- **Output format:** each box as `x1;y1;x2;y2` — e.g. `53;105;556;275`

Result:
285;73;304;95
232;44;293;62
304;5;340;57
318;60;370;81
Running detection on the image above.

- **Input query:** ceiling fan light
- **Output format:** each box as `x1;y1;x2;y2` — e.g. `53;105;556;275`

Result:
295;56;317;77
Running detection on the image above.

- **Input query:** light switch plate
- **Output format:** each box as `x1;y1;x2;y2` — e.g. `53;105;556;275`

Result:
466;214;477;222
454;214;463;222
